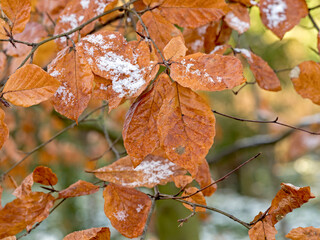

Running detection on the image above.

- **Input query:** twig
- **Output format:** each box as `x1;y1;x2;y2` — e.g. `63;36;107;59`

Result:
212;110;320;135
308;12;320;32
178;205;196;227
232;81;256;95
0;103;109;181
89;135;122;161
308;5;320;11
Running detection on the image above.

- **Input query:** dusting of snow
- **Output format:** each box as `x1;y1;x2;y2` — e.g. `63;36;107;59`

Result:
225;12;250;34
60;14;79;29
108;34;116;39
283;183;301;191
262;0;287;28
80;0;90;9
216;76;222;83
94;0;108;14
181;59;216;83
113;210;128;221
250;0;258;6
100;84;109;90
54;82;75;105
210;45;224;54
234;48;252;62
191;39;203;51
50;70;61;78
78;16;84;22
197;25;208;35
136;204;144;213
289;66;300;78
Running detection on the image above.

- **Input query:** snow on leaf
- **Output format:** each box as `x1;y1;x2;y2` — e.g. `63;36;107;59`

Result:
224;3;250;34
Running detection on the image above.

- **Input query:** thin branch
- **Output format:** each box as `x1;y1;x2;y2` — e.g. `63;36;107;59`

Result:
308;12;320;32
177;205;196;227
308;5;320;11
212;110;320;135
89;135;122;161
0;103;109;181
174;199;251;229
232;81;256;95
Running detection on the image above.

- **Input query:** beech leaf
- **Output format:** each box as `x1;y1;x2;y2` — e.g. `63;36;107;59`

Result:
63;227;110;240
103;183;152;238
249;215;277;240
286;226;320;240
182;187;207;212
0;108;9;150
194;159;217;197
91;155;186;188
12;173;33;199
173;175;193;189
157;81;215;175
163;37;187;60
32;166;58;186
3;64;61;107
58;180;99;199
224;3;250;34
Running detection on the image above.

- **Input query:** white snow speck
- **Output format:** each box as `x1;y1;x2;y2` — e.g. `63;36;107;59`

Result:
80;0;90;9
283;183;301;191
100;84;109;90
210;45;225;54
289;66;300;79
60;14;79;29
54;82;75;105
136;204;144;213
262;0;287;28
113;210;128;221
94;0;108;14
234;48;253;62
108;34;116;39
225;12;250;34
191;39;203;51
50;70;61;78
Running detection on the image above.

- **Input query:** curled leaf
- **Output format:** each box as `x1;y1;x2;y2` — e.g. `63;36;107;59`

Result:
63;227;110;240
33;166;58;186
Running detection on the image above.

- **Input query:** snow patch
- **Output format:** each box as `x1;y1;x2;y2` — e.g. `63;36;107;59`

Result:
136;204;144;213
234;48;253;62
290;66;300;78
80;0;90;9
50;70;61;78
54;82;75;105
225;12;250;33
262;0;287;28
113;210;128;221
191;39;203;51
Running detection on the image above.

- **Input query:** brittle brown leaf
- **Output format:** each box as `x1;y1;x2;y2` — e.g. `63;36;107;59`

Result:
157;81;215;176
170;53;245;91
123;74;171;161
3;64;61;107
268;183;315;225
12;173;33;199
236;48;281;91
32;166;58;186
163;37;187;60
48;48;94;122
259;0;308;39
194;159;217;197
182;187;206;212
148;0;229;28
58;180;99;199
249;215;277;240
224;3;250;34
0;108;9;150
286;226;320;240
103;183;152;238
91;155;186;188
0;0;31;34
137;10;184;54
0;192;55;238
63;227;110;240
173;175;193;188
290;61;320;105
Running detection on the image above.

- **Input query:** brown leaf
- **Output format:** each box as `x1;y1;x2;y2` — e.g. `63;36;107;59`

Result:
36;0;68;26
150;0;229;28
163;37;187;60
0;52;7;75
157;81;215;176
32;166;58;186
231;0;256;6
48;47;94;122
103;183;152;238
134;0;147;11
58;180;99;199
137;10;184;54
170;53;245;91
286;226;320;240
259;0;308;39
1;236;16;240
224;3;250;34
268;183;315;225
54;0;116;49
92;155;186;188
4;22;47;57
318;32;320;54
236;48;281;91
290;61;320;105
0;0;31;34
173;175;193;188
12;174;33;199
0;192;55;238
0;108;9;150
123;74;172;161
249;215;277;240
3;64;61;107
194;159;217;197
182;187;206;212
63;227;110;240
77;31;158;110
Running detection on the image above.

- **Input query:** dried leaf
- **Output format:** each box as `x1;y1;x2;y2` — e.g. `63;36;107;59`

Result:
99;0;119;24
123;74;172;161
157;81;216;176
173;175;193;188
58;180;99;199
290;61;320;105
63;227;110;240
3;64;61;107
194;159;217;197
103;183;152;238
163;37;187;60
0;52;7;74
268;183;315;225
1;236;17;240
134;0;147;11
32;166;58;186
48;48;94;122
12;173;33;199
54;0;115;49
249;215;277;240
137;10;184;54
236;48;281;91
286;226;320;240
182;187;206;212
151;0;229;28
0;108;9;150
0;192;55;238
92;155;186;188
259;0;308;39
232;0;256;6
224;3;250;34
4;22;47;57
0;0;31;34
170;53;245;91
